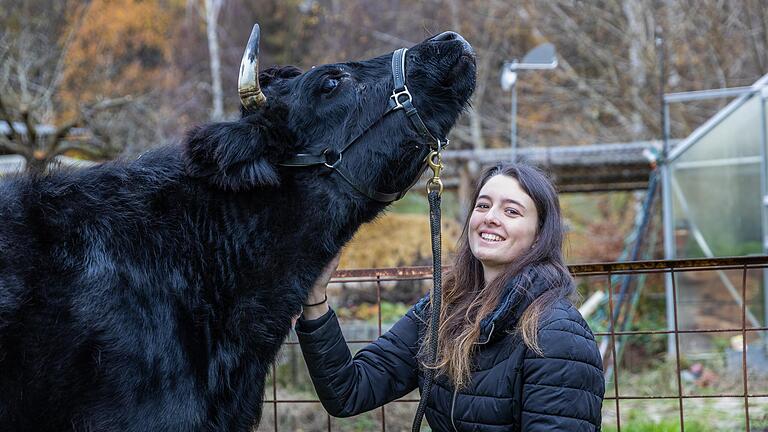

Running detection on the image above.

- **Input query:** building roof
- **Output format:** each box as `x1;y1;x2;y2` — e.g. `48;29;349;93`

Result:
0;154;97;176
439;140;671;193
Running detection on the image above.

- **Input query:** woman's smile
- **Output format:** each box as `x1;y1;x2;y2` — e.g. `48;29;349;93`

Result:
479;232;504;242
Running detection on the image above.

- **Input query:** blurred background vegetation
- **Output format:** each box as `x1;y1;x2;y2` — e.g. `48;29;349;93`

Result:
2;0;765;265
3;1;767;430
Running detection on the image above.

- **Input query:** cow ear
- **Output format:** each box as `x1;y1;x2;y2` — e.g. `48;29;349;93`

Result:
184;107;296;190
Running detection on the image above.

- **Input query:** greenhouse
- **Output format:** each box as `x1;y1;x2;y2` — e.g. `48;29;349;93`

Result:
662;74;768;360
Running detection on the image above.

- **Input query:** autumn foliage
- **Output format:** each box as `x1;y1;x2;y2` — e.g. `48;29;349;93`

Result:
59;0;181;118
4;0;767;264
339;213;462;269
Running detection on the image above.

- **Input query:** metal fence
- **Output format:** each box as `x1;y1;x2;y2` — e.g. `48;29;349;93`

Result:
259;256;768;432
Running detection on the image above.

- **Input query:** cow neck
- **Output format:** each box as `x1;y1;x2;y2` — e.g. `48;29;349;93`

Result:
279;48;449;203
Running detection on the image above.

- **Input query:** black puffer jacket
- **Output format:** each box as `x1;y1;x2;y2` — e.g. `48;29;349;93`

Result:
296;268;604;431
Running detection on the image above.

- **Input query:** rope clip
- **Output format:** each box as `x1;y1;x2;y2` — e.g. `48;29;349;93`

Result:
425;150;444;196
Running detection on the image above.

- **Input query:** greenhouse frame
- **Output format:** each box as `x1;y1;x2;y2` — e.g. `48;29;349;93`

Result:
662;74;768;358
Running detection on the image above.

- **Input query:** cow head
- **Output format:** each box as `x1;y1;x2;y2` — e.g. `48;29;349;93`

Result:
186;24;475;202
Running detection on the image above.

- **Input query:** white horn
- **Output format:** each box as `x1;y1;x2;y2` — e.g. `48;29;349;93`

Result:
238;24;266;109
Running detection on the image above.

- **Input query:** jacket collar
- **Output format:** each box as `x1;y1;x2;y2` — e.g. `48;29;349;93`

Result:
477;265;549;344
414;263;556;345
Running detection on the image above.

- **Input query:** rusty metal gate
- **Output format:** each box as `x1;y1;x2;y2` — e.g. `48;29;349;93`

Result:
259;256;768;432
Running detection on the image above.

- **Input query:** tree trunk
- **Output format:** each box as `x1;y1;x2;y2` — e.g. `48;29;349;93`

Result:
204;0;224;121
622;0;651;139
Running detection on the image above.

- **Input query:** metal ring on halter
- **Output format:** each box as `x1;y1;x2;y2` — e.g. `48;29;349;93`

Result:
323;148;342;169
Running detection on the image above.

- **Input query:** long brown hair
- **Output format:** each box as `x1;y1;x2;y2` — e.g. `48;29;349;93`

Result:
418;162;573;390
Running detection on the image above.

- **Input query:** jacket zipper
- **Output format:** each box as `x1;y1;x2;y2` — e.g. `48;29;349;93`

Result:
451;324;495;431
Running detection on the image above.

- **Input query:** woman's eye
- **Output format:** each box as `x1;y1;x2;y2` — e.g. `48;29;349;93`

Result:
321;78;340;94
475;203;489;209
505;208;520;216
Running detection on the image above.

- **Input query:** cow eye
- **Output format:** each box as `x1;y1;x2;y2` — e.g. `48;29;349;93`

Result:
320;77;340;94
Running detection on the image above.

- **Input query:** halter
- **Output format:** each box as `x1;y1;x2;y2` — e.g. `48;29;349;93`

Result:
280;49;447;432
279;48;449;203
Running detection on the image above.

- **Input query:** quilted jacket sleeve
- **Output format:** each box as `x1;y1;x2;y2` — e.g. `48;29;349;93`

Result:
521;301;605;431
295;308;421;417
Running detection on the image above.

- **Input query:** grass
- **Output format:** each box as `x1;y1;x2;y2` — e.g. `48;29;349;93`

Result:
603;419;713;432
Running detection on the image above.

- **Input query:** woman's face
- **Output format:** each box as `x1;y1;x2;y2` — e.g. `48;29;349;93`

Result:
468;175;539;277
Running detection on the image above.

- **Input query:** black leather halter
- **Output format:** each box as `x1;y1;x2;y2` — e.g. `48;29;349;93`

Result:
279;48;449;203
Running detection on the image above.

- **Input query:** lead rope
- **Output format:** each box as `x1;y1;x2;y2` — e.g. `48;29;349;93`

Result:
412;151;444;432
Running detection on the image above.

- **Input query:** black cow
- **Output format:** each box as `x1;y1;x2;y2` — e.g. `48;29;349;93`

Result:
0;25;475;431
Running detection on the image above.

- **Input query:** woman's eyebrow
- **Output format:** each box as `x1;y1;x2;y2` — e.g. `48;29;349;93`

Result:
503;199;527;210
477;195;527;210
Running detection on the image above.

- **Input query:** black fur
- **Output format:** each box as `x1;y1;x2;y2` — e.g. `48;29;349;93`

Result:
0;33;475;431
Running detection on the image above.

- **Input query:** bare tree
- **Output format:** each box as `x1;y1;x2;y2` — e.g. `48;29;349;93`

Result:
6;0;765;174
0;2;133;174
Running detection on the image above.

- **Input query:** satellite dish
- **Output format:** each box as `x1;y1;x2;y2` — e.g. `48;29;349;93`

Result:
500;43;557;91
522;43;557;66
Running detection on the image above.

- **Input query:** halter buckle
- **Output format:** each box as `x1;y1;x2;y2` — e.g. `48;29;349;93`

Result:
390;86;413;110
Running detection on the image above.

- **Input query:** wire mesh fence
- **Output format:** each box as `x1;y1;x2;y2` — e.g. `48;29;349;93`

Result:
258;256;768;432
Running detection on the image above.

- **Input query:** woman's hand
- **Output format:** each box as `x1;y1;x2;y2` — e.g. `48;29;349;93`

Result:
301;252;341;321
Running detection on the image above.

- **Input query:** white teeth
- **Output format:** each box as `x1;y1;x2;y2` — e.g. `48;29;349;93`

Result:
481;233;502;242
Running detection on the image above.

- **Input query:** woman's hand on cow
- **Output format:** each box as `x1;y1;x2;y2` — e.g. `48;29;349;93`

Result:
301;252;341;321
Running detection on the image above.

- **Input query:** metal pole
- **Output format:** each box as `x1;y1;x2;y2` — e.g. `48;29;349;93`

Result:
511;82;518;160
664;86;757;103
662;106;676;360
760;86;768;336
658;29;677;359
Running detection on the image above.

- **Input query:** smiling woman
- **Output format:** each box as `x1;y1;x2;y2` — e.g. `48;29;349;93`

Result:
297;161;605;431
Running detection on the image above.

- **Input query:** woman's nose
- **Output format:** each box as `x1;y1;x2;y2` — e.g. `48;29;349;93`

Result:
484;209;500;225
